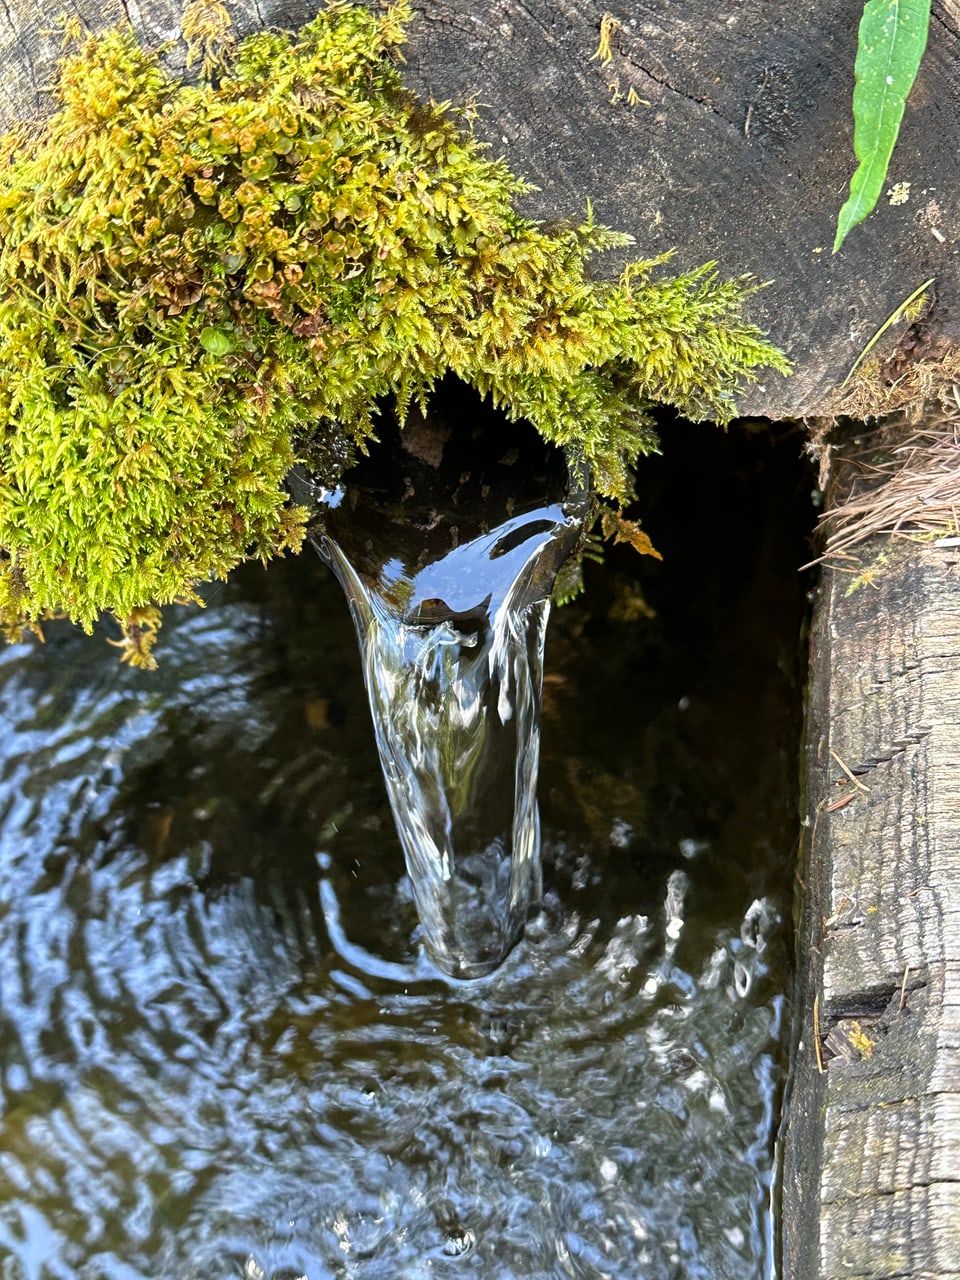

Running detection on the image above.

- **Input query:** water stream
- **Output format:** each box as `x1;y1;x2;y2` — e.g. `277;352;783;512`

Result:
0;417;812;1278
302;403;589;978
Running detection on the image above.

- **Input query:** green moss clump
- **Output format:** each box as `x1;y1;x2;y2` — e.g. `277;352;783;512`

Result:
0;0;788;663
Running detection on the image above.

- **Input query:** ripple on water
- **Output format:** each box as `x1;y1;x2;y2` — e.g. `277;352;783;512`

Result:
0;563;789;1280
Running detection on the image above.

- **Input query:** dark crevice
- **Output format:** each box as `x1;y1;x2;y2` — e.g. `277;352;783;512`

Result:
930;8;959;40
823;985;902;1021
848;727;933;775
825;1174;960;1204
622;54;738;129
819;970;929;1069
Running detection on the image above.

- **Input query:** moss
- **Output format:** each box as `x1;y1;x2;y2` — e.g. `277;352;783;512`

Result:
0;0;789;664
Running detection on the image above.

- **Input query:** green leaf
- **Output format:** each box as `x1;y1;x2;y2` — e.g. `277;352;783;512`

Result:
834;0;931;253
199;325;235;355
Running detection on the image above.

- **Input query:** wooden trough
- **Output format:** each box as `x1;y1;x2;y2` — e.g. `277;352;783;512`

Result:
3;1;960;1273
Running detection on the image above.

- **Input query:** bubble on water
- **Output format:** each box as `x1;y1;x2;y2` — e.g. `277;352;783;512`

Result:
678;837;709;860
733;958;752;998
333;1211;351;1253
725;1225;746;1249
523;907;551;943
571;853;592;891
442;1227;475;1256
663;870;688;949
600;1158;618;1183
560;909;582;944
699;946;726;990
609;818;633;849
665;869;688;913
682;1069;709;1094
567;918;599;959
726;896;779;998
741;897;775;951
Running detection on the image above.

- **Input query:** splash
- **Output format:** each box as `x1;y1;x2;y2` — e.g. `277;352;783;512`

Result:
299;405;588;977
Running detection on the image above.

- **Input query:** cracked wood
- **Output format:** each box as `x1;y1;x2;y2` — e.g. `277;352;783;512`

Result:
783;515;960;1278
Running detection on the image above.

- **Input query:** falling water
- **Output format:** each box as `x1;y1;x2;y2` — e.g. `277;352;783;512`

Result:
296;397;589;977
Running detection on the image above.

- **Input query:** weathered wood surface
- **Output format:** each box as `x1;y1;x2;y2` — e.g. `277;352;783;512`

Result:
2;0;960;418
782;527;960;1278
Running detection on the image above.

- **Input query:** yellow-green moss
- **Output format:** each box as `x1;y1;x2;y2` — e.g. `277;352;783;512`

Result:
0;0;788;662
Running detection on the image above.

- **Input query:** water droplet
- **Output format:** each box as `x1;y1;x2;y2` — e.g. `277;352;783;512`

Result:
443;1227;475;1256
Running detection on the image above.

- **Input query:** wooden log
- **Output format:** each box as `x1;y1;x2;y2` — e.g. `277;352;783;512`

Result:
2;0;959;419
783;523;960;1278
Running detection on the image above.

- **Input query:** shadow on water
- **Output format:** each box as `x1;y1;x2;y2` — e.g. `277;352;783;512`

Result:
0;411;815;1279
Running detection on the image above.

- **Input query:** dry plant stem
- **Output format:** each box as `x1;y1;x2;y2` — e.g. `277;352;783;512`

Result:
839;277;935;389
829;345;960;421
829;748;870;793
813;992;824;1075
815;404;960;562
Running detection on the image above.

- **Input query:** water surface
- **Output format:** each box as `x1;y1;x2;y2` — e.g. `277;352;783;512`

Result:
0;422;810;1278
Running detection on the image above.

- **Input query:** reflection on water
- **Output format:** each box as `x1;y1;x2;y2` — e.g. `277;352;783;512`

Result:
0;424;810;1279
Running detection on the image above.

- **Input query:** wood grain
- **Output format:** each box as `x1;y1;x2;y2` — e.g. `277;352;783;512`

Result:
783;526;960;1278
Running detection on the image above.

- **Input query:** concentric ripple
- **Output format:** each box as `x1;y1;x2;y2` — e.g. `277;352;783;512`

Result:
0;545;794;1280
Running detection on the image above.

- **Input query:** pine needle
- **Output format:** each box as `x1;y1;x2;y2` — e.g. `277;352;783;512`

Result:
816;410;960;561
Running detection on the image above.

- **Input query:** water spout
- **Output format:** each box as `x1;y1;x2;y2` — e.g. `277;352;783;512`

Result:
297;398;589;977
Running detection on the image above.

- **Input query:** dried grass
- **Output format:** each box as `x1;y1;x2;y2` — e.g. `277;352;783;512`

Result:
828;347;960;421
813;386;960;563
